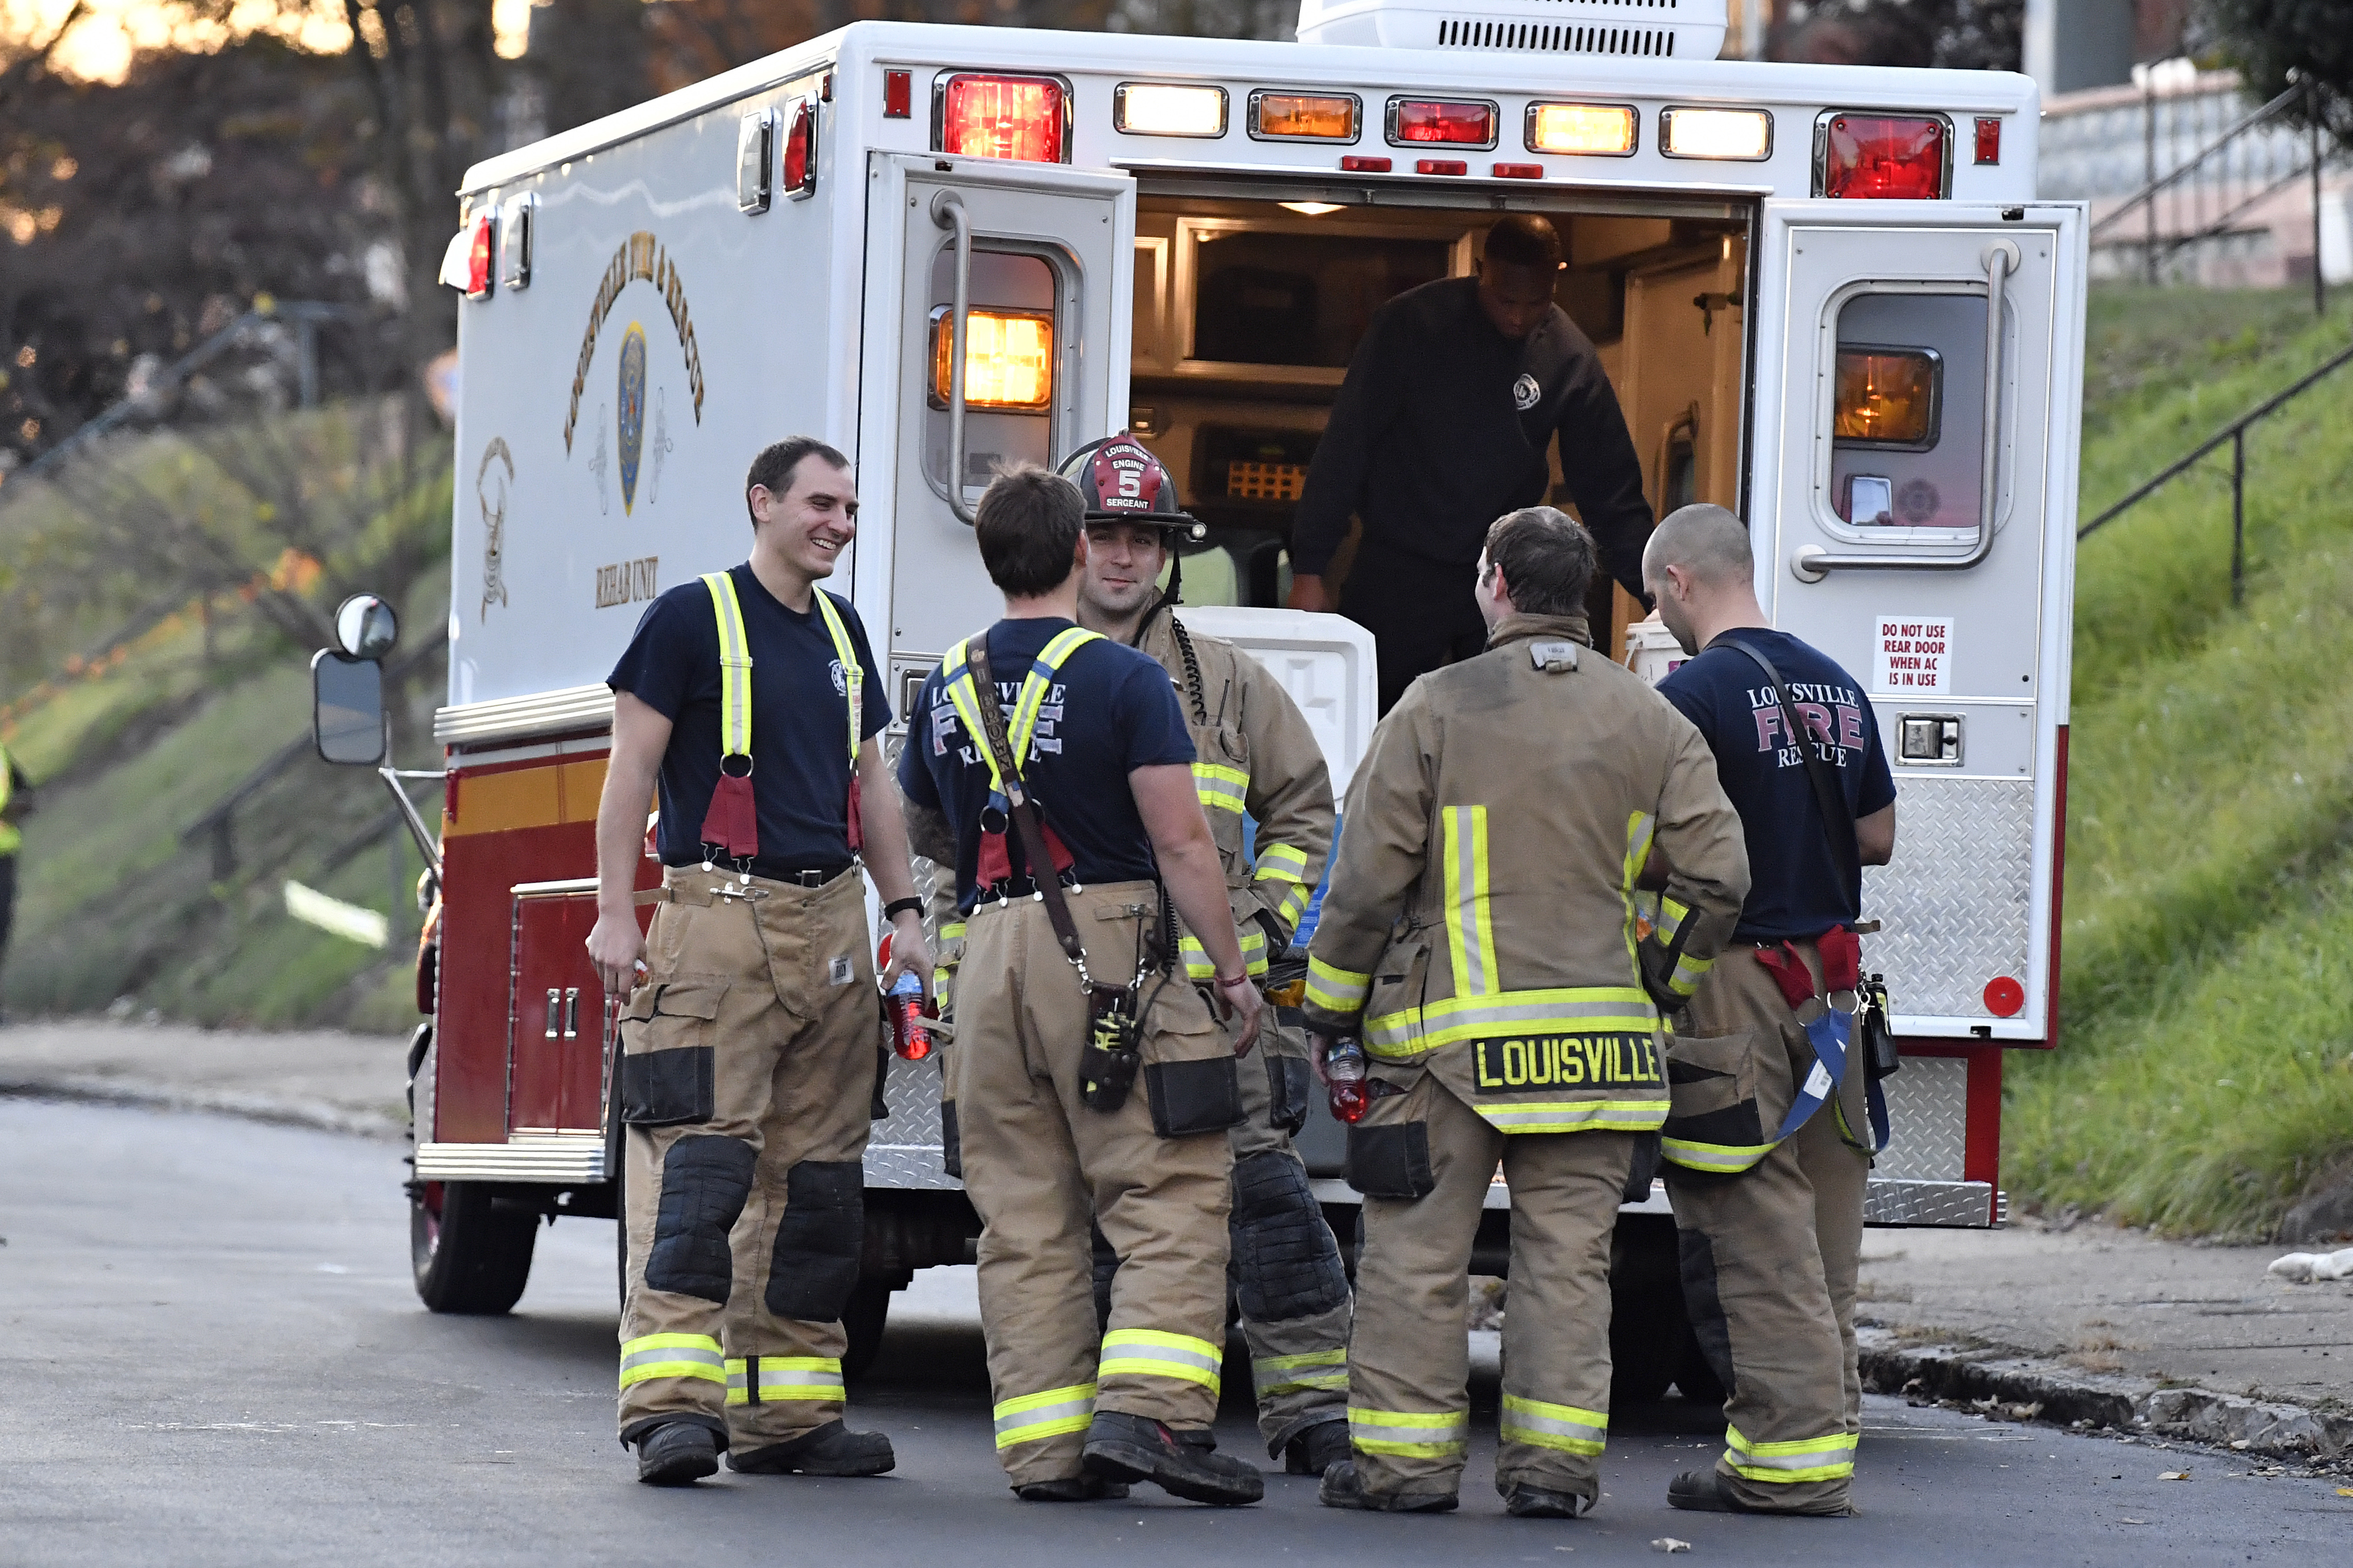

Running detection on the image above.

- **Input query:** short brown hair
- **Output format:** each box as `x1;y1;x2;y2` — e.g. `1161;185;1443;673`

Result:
745;436;850;527
974;464;1084;598
1483;506;1595;617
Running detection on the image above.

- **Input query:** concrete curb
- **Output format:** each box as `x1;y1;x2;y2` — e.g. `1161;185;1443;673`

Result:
0;1074;407;1141
1859;1326;2353;1464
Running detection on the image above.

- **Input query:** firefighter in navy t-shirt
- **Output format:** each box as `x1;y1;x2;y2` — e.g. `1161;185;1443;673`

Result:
586;436;933;1488
1640;503;1897;1518
896;463;1266;1508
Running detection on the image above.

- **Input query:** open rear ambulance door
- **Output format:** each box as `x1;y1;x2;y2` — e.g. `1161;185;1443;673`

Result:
1751;199;2086;1225
854;151;1135;1197
859;153;1135;700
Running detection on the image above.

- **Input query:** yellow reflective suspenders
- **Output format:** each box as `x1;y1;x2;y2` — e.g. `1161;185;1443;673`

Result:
940;626;1101;803
696;571;866;861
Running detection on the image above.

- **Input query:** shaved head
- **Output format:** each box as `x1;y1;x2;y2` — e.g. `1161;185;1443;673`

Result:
1643;503;1753;589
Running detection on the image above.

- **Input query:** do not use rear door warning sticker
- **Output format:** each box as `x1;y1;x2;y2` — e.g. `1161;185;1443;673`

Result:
1874;615;1953;694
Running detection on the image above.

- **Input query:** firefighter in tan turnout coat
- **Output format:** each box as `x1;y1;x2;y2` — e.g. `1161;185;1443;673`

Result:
1304;506;1749;1519
1071;461;1351;1476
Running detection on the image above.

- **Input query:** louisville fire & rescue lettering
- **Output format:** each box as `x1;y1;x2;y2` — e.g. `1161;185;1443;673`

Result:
1472;1033;1663;1091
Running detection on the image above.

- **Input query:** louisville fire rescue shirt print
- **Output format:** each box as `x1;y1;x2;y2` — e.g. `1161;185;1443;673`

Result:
1750;677;1870;772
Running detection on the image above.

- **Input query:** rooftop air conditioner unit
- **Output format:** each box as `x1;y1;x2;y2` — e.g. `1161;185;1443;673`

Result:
1296;0;1729;60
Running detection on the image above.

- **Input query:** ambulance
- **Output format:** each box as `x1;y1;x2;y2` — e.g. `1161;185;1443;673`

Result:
311;0;2084;1398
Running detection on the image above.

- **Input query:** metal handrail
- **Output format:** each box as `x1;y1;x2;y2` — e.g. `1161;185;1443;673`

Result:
2088;83;2303;240
2076;337;2353;602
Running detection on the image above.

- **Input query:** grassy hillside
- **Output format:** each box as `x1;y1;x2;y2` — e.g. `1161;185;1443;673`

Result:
2005;288;2353;1239
0;406;449;1033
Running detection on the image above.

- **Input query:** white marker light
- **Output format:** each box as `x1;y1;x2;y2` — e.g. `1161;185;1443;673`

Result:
1115;83;1228;138
1661;107;1773;160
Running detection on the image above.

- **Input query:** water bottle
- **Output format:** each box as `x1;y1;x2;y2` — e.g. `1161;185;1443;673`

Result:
1326;1035;1368;1124
878;933;935;1062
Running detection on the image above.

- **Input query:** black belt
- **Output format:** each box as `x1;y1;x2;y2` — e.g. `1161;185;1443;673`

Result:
983;870;1081;901
771;862;854;888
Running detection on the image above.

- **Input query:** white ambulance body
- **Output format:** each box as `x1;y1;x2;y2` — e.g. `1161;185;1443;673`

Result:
418;0;2081;1379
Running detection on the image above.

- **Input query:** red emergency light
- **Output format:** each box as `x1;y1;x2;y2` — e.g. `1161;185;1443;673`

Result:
1389;98;1496;148
1820;113;1949;199
938;74;1067;163
782;97;816;199
466;214;494;298
1492;161;1543;180
1415;158;1466;176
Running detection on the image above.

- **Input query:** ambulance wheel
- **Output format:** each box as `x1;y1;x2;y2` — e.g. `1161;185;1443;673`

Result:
411;1180;537;1314
841;1277;892;1380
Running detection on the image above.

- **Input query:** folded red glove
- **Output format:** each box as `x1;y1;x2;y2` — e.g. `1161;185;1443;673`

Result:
1817;924;1862;994
1752;942;1817;1011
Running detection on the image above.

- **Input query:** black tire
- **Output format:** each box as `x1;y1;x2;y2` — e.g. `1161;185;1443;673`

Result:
411;1180;537;1314
841;1276;892;1380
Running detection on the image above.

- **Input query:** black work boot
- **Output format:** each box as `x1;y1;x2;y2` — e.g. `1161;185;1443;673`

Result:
1667;1470;1750;1513
1081;1411;1264;1506
1316;1460;1458;1513
1502;1480;1592;1518
1281;1415;1354;1477
728;1420;895;1476
1014;1474;1131;1502
635;1421;721;1486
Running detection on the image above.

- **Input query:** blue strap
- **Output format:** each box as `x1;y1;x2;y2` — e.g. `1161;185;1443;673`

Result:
1773;1007;1850;1144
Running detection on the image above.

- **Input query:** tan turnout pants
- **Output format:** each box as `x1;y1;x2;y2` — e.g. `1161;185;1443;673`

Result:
614;866;879;1455
1347;1069;1634;1508
1230;1013;1353;1456
1662;939;1870;1514
948;882;1239;1490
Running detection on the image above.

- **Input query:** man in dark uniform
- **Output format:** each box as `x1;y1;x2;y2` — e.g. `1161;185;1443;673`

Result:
1287;214;1653;714
587;435;933;1487
1640;503;1897;1518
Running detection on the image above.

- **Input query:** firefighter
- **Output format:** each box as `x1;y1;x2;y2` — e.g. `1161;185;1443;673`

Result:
1639;503;1897;1517
895;463;1266;1507
0;738;31;1023
586;436;934;1487
1304;505;1747;1518
1286;214;1654;714
1066;436;1351;1478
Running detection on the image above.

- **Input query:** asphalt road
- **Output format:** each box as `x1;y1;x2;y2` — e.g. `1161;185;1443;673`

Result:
3;1099;2345;1566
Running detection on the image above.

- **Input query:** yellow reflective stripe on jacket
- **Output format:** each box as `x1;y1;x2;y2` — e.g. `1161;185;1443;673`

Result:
1723;1424;1858;1483
1347;1405;1468;1458
1499;1394;1608;1456
0;746;17;857
1364;986;1658;1060
1654;895;1692;945
1277;881;1312;925
808;587;864;763
1661;1135;1779;1175
993;1382;1097;1449
1180;921;1267;980
934;919;966;1006
1477;1098;1671;1134
1099;1328;1222;1393
701;572;754;760
1254;841;1309;884
941;627;1101;797
619;1332;726;1388
1443;804;1498;999
1192;762;1249;815
1253;1348;1347;1396
1621;811;1656;890
1305;955;1371;1014
723;1356;845;1405
1667;951;1713;998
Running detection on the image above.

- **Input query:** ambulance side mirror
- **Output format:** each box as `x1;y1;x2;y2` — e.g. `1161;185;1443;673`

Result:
312;649;388;767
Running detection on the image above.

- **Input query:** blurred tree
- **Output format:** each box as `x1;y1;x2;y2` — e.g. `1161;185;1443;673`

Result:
2201;0;2353;140
336;0;503;371
0;28;395;477
1770;0;2023;70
